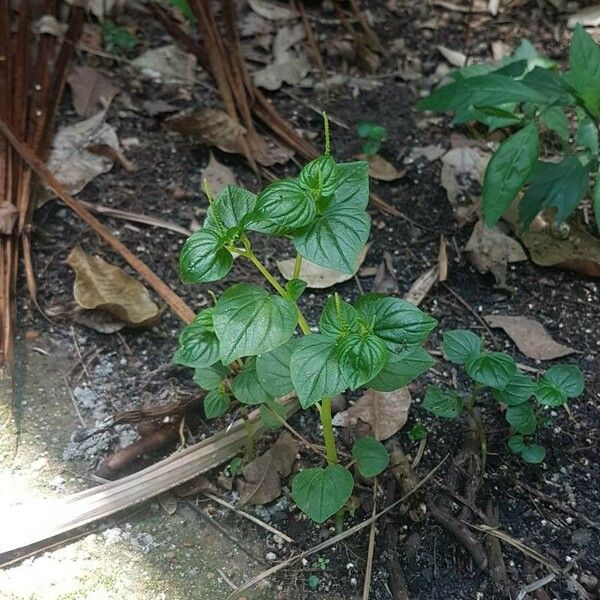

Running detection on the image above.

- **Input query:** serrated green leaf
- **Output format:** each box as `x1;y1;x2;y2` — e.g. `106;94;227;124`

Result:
542;364;584;398
173;309;220;368
337;333;388;389
299;154;339;198
290;334;346;408
442;329;483;364
291;465;354;523
355;294;438;350
493;372;536;406
204;389;230;419
519;157;590;228
231;357;273;405
534;380;568;406
352;437;389;477
193;362;229;390
285;278;307;302
541;106;570;143
179;228;233;284
521;443;546;463
255;337;297;397
204;185;257;231
508;434;525;454
251;179;316;234
465;352;517;389
319;296;361;338
368;346;435;392
422;386;462;419
213;283;297;363
506;402;537;434
575;117;598;155
332;162;370;209
482;122;539;227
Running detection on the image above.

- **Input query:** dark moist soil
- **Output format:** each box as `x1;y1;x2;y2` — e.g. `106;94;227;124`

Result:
17;1;599;599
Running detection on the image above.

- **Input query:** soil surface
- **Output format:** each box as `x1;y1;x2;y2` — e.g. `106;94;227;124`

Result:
2;1;599;599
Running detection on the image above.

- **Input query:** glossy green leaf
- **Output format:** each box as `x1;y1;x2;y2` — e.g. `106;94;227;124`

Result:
508;434;525;454
352;437;389;477
290;334;347;409
213;283;297;363
422;386;462;419
193;362;229;390
255;337;297;397
173;309;220;368
542;364;584;398
291;465;354;523
319;295;361;338
575;117;598;155
519;157;590;228
231;357;273;405
204;389;230;419
299;154;339;198
482;121;539;227
534;380;568;406
465;352;517;389
520;443;546;464
332;162;371;209
285;278;307;302
493;372;536;406
541;106;570;143
179;228;233;284
506;402;537;434
368;346;435;392
355;294;438;350
204;185;257;231
442;329;483;364
337;333;388;389
522;67;573;105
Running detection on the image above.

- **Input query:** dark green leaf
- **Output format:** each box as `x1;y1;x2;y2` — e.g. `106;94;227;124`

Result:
506;402;537;434
575;117;598;155
285;278;307;302
521;443;546;463
422;386;463;419
368;346;435;392
299;154;340;198
259;399;288;429
291;465;354;523
508;434;526;454
101;21;138;55
231;357;273;405
179;228;233;284
352;437;389;477
542;364;584;398
534;380;568;406
523;68;573;105
362;139;381;156
337;333;388;389
204;389;230;419
482;122;539;227
465;352;517;389
509;39;555;71
255;337;297;397
355;294;437;350
204;185;257;231
319;295;361;338
173;309;220;368
541;106;570;143
331;162;370;209
493;372;536;406
409;423;427;442
442;329;483;364
290;334;346;408
193;362;229;390
213;283;298;363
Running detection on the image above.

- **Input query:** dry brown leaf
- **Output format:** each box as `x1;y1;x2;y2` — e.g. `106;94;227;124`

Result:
356;153;407;181
87;143;136;172
237;432;299;506
142;99;178;117
67;65;118;117
72;307;128;334
0;202;18;235
201;152;236;196
484;315;577;361
247;0;297;21
438;45;467;67
372;251;399;294
404;266;438;306
438;236;448;282
66;246;160;330
332;388;411;441
276;245;370;288
132;45;195;83
406;144;446;163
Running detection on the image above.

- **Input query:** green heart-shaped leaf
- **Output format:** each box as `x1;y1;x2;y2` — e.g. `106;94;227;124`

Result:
204;185;257;231
368;346;435;392
534;380;568;406
319;295;362;338
352;437;389;477
299;154;339;198
337;333;388;389
493;372;536;406
506;402;537;434
423;385;463;419
520;443;546;464
255;337;297;397
507;434;525;454
542;364;584;399
291;465;354;523
179;228;233;284
465;352;516;389
442;329;483;365
204;389;230;419
193;362;229;390
173;309;220;368
231;357;273;405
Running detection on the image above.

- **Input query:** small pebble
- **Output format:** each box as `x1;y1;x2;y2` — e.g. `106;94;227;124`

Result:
265;552;277;561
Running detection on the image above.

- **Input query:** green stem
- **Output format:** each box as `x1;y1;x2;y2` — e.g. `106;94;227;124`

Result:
320;396;338;465
292;253;303;280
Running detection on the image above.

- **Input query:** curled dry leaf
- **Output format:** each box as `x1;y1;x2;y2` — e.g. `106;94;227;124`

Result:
66;246;160;331
47;111;119;195
0;202;18;235
201;152;236;197
404;266;438;306
237;432;299;506
484;314;577;361
356;154;407;182
132;45;196;83
247;0;297;21
276;245;370;288
332;387;411;441
67;65;118;117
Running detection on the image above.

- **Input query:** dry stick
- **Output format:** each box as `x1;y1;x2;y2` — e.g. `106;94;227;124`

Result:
362;480;378;600
0;120;195;324
227;455;449;599
294;0;326;79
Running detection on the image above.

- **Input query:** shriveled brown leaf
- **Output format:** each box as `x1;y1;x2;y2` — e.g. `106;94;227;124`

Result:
72;307;127;334
404;266;438;306
157;491;178;515
356;154;407;181
201;152;236;196
253;56;310;90
132;45;195;83
276;245;370;288
255;135;295;167
0;202;18;235
87;143;136;172
332;388;411;441
484;315;577;361
406;144;446;163
438;45;466;67
372;251;399;294
67;65;118;117
237;432;299;506
142;99;178;117
66;246;160;329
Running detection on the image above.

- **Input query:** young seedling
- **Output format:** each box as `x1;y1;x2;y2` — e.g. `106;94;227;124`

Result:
418;27;600;234
356;121;388;157
422;329;585;464
101;21;138;56
173;117;437;528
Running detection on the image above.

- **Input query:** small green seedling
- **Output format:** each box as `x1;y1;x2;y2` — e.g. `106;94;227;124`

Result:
418;27;600;233
408;422;427;443
422;329;585;463
356;121;388;157
101;21;138;56
173;116;437;528
307;574;319;590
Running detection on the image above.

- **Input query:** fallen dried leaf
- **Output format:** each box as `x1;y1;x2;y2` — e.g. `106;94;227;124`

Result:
67;65;118;117
142;99;178;117
438;236;448;282
277;245;370;288
372;251;399;294
237;432;299;506
568;5;600;27
66;246;160;330
71;308;128;334
332;388;411;441
87;143;136;172
356;154;407;181
438;45;467;67
484;315;577;361
0;202;18;235
248;0;297;21
201;152;236;196
406;144;446;163
404;266;438;306
132;45;195;83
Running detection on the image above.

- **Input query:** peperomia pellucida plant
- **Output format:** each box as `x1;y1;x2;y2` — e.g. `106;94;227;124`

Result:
172;116;438;527
418;26;600;234
422;330;584;464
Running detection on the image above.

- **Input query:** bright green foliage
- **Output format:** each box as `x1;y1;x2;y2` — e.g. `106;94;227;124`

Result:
492;372;536;406
179;229;233;283
231;357;273;405
308;575;320;591
465;352;517;389
291;465;354;523
204;389;230;419
506;402;537;434
255;337;297;397
423;386;463;418
259;399;288;429
101;21;138;55
368;346;435;392
352;436;389;477
193;362;229;390
355;121;388;156
418;27;600;232
442;329;482;364
172;310;220;368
